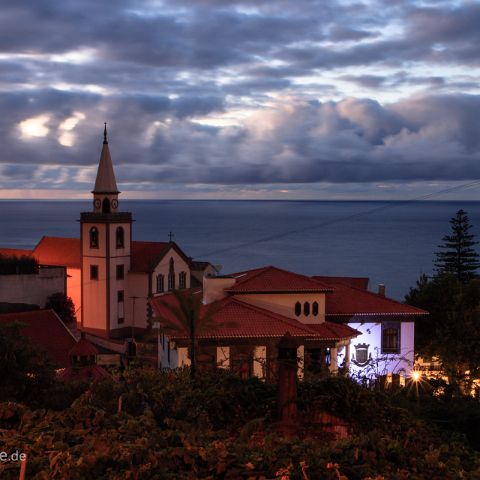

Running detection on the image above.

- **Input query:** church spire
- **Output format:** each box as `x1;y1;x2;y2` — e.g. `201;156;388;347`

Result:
93;123;119;194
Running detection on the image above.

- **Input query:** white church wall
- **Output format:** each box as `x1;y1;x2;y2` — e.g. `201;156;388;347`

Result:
151;249;191;294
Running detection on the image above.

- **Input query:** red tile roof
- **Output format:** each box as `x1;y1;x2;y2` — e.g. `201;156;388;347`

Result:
69;337;99;357
0;248;33;257
150;293;357;341
227;266;333;293
0;309;77;367
58;364;109;382
27;236;189;273
319;278;427;317
33;236;81;268
131;241;170;272
312;276;369;291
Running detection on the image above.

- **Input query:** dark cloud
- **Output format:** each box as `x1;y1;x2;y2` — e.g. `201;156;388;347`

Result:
0;0;478;196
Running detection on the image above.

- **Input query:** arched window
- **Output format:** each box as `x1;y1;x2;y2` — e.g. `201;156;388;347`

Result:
89;227;99;248
179;271;187;289
304;302;310;316
294;301;301;316
116;227;124;248
156;274;164;293
102;197;110;214
312;301;319;316
168;258;175;291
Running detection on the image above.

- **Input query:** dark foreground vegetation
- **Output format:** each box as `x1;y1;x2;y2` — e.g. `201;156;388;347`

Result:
1;363;480;480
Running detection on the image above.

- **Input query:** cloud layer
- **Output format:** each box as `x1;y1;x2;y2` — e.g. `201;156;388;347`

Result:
0;0;479;197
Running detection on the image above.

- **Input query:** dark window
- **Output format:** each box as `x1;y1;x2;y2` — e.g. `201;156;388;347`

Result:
294;301;301;316
168;258;175;291
102;197;110;214
156;274;164;293
90;265;98;280
179;271;187;289
304;302;310;316
382;323;401;354
168;273;175;291
312;301;319;316
116;264;124;280
116;227;124;248
89;227;99;248
167;341;171;363
118;290;124;324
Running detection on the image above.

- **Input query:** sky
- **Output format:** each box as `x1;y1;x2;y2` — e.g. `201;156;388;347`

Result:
1;0;480;200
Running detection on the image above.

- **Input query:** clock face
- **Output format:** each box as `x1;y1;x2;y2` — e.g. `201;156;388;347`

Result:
94;198;101;209
111;199;118;210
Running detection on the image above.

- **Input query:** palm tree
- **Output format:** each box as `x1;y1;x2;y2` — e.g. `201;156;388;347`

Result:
152;290;220;378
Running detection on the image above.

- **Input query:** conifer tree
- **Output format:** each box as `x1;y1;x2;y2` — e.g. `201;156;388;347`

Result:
434;209;480;282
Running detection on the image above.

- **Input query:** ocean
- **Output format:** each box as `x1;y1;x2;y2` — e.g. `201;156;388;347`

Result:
1;199;480;300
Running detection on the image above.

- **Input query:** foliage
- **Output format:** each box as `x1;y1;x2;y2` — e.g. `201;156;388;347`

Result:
434;209;480;282
405;273;480;393
46;292;77;323
0;254;38;275
1;368;480;479
0;323;56;404
152;290;221;378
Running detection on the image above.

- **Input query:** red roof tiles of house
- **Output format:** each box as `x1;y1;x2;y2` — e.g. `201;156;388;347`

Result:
312;276;369;291
33;236;81;268
69;337;99;357
227;266;333;293
28;236;189;273
0;248;33;257
150;293;357;341
0;309;77;367
317;277;427;317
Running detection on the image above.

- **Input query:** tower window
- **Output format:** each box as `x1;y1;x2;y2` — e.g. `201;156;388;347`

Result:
118;290;124;324
312;301;319;316
90;265;98;280
156;274;164;293
89;227;99;248
116;264;124;280
179;271;187;289
102;197;110;214
294;301;301;316
116;227;124;248
304;302;310;316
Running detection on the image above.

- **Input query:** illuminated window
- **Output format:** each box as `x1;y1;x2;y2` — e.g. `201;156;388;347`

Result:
116;227;124;248
179;271;187;289
89;227;99;248
156;274;164;293
382;323;401;354
294;301;301;316
116;264;124;280
312;301;319;316
90;265;98;280
304;302;310;316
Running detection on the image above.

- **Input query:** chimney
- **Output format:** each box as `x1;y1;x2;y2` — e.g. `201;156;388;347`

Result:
378;283;385;297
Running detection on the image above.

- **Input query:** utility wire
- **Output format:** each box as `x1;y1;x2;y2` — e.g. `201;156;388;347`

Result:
196;179;480;258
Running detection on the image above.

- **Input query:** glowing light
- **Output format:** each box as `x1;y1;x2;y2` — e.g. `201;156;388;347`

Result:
19;115;50;138
411;371;421;382
58;112;85;147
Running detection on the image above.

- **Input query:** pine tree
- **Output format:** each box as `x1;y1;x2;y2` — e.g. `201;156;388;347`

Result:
434;209;480;282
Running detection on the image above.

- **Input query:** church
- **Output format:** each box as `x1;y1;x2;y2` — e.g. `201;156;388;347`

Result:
0;127;427;381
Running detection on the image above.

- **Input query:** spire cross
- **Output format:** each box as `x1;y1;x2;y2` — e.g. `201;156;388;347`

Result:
168;231;174;242
103;122;108;144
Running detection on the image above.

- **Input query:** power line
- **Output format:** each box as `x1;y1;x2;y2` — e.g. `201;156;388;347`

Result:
196;179;480;258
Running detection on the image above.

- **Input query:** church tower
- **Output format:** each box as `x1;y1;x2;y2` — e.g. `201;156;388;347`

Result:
80;125;132;338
